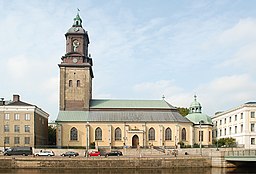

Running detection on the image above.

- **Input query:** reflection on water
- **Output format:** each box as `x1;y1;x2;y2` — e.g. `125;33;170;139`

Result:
0;168;253;174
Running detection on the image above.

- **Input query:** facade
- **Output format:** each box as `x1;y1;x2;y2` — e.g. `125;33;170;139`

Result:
0;95;49;149
56;13;212;149
186;96;213;147
212;102;256;149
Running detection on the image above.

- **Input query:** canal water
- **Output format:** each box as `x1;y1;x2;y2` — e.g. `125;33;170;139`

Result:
0;168;254;174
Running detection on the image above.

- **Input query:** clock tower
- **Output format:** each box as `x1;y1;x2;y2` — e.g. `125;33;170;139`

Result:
58;12;93;111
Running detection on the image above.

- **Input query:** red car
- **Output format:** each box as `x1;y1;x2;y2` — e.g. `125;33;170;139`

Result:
88;151;101;157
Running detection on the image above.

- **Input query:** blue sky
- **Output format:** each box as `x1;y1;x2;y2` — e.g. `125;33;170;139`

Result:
1;0;256;121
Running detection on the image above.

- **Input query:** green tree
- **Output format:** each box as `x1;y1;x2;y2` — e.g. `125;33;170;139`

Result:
177;107;189;116
48;126;56;145
213;137;236;148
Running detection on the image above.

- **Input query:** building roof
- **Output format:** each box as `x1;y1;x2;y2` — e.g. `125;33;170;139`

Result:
56;110;191;123
186;113;213;125
7;101;34;106
90;99;175;109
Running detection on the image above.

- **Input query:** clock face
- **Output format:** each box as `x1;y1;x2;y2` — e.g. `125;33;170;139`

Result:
73;58;78;63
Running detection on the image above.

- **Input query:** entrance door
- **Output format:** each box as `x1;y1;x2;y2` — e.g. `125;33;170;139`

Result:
132;135;139;148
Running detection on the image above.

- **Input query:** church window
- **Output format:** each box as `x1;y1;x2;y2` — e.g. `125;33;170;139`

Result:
70;127;78;141
148;127;155;140
77;80;80;87
165;128;172;140
69;80;73;87
95;127;102;140
115;127;121;141
199;131;203;141
181;128;186;141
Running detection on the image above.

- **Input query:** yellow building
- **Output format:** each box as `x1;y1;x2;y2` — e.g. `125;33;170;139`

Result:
0;95;49;149
56;13;212;149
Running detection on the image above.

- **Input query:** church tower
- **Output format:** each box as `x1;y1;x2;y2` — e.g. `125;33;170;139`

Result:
58;12;93;111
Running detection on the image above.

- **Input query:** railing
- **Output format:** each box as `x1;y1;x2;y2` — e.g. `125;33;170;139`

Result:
225;150;256;157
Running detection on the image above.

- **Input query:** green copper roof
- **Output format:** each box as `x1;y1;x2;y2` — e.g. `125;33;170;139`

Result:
90;99;175;109
56;111;89;122
185;113;212;125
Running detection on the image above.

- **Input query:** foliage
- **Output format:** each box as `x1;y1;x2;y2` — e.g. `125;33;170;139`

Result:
177;107;189;116
48;126;56;145
90;142;95;149
193;143;200;148
213;137;236;148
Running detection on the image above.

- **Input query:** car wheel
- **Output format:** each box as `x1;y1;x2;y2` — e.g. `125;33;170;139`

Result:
48;154;50;156
36;154;39;156
117;154;120;157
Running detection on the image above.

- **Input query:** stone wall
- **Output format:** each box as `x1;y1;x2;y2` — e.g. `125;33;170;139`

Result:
0;157;211;169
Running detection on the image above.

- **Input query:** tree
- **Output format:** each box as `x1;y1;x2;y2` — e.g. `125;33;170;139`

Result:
213;137;236;148
48;126;56;145
177;107;189;116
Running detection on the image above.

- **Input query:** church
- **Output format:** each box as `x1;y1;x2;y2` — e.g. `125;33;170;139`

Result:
55;13;213;149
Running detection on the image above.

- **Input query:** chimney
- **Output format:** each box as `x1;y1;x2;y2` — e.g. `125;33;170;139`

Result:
0;98;4;106
13;94;20;102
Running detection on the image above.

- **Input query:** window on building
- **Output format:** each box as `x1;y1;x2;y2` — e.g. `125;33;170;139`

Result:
251;124;255;132
182;128;186;141
25;114;30;120
235;126;237;134
69;80;73;87
25;137;30;144
14;137;20;144
25;125;30;132
224;118;226;124
115;127;122;141
224;128;226;135
229;117;232;122
199;131;203;141
215;121;217;126
77;80;80;87
251;112;255;118
241;124;243;133
241;113;243;119
42;119;44;125
95;127;102;141
229;127;232;135
251;138;255;145
4;137;9;144
220;120;222;125
209;131;211;142
70;127;78;141
220;129;222;136
14;113;19;120
14;125;20;132
148;128;155;140
215;130;218;138
4;113;10;120
4;125;9;132
235;115;237;121
165;128;172;140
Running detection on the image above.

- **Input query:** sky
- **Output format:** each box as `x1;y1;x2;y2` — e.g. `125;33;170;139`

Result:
1;0;256;121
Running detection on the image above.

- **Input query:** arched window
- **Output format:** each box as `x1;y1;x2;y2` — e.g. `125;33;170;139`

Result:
115;127;121;141
70;127;78;141
165;128;172;140
148;127;155;140
95;127;102;140
69;80;72;87
182;128;186;141
77;80;80;87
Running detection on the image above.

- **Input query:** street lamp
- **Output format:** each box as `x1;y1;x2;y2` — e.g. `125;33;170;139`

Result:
86;122;89;158
216;130;219;151
199;120;204;156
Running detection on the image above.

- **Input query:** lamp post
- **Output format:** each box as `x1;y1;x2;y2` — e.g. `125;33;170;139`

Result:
216;130;219;151
86;122;89;158
199;120;204;156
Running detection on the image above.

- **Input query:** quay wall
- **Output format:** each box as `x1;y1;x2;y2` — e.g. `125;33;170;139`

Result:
0;157;212;169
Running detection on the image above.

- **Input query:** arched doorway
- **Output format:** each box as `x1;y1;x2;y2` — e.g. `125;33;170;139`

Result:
132;135;139;148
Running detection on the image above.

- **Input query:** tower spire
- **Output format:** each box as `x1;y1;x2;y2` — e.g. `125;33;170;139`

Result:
73;9;82;27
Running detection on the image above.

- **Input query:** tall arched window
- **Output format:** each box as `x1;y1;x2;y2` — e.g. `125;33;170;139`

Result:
148;127;155;140
115;127;121;140
69;80;72;87
165;128;172;140
95;127;102;140
182;128;186;141
70;127;78;141
77;80;80;87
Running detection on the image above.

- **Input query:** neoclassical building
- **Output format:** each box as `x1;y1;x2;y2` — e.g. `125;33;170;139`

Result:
212;102;256;149
55;13;212;149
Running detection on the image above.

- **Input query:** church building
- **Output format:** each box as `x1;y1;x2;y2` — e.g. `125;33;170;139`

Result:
55;13;212;149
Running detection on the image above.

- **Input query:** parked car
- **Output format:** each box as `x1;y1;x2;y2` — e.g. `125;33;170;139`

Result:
105;151;123;157
88;151;101;157
60;151;79;157
34;150;55;156
4;147;33;156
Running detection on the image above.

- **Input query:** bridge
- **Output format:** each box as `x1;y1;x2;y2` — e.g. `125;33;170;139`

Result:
224;150;256;166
